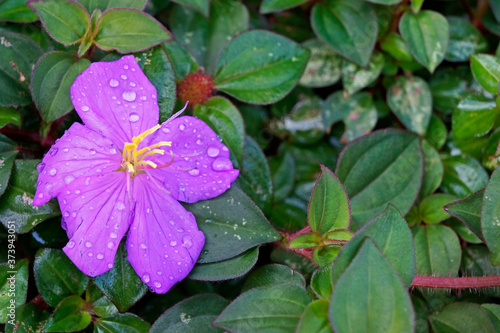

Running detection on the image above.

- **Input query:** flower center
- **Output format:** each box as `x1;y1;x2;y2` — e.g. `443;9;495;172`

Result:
121;124;173;177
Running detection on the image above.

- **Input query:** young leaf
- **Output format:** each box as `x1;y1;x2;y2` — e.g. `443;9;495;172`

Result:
470;54;500;94
311;265;333;299
0;0;39;22
330;239;414;333
241;264;306;292
419;193;457;224
43;296;91;332
289;232;322;248
481;167;500;265
452;95;498;139
297;300;332;333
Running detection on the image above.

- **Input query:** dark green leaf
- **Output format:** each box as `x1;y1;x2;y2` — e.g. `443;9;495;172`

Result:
297;300;332;333
43;296;91;332
420;139;443;199
311;264;332;299
161;41;198;81
430;302;495;333
0;259;29;323
444;190;484;242
299;38;342;88
214;283;311;332
470;54;500;94
260;0;308;14
425;115;448;150
31;51;90;122
269;152;295;203
95;9;171;53
0;160;60;233
481;166;500;265
482;128;500;170
311;0;378;67
412;224;461;276
78;0;147;13
86;283;118;318
419;193;457;224
342;52;384;95
336;129;423;225
399;10;449;73
194;96;245;165
184;186;281;263
150;293;229;333
452;94;498;139
94;313;151;333
448;218;482;244
331;204;416;288
441;155;489;197
188;247;259;281
446;16;488;62
482;304;500;331
387;76;432;135
241;264;306;293
28;0;89;45
0;133;17;198
0;0;38;22
330;239;414;333
93;241;148;312
5;302;50;333
171;0;209;16
0;107;21;128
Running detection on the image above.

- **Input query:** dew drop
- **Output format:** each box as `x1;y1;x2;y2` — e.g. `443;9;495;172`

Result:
109;147;117;154
85;241;92;248
49;168;57;176
169;220;175;226
116;202;125;210
123;91;136;102
207;146;220;157
81;105;89;112
49;147;58;156
154;282;161;288
37;163;45;172
63;211;70;217
212;158;233;171
109;79;119;87
108;241;114;249
89;149;96;155
179;124;185;131
170;241;177;247
124;65;129;69
188;168;200;176
88;252;93;257
97;253;104;260
130;82;136;87
67;241;75;248
182;236;193;248
108;263;113;269
140;243;147;249
129;113;140;122
196;139;203;145
64;175;75;184
141;96;147;101
121;74;127;80
169;276;174;280
142;274;150;283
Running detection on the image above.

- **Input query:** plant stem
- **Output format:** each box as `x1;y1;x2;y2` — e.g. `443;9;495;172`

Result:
412;275;500;289
473;0;489;28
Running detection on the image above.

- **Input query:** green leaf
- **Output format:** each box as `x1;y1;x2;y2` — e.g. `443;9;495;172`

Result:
311;0;377;67
482;304;500;331
289;232;322;248
269;152;296;203
412;224;461;276
470;54;500;94
330;239;414;333
135;46;176;122
452;95;498;139
323;91;378;142
194;96;245;166
93;241;147;312
324;228;353;241
94;9;171;53
482;128;500;171
0;133;17;198
34;248;88;307
331;204;416;288
4;302;50;333
313;246;341;267
419;193;457;224
161;41;198;81
0;160;60;233
260;0;308;14
0;0;39;22
188;247;259;281
235;136;273;213
462;246;500;293
214;283;311;332
441;155;489;197
78;0;147;13
430;303;495;333
399;10;449;73
481;167;500;265
86;282;118;318
308;165;350;234
214;30;309;104
0;259;29;323
43;296;91;332
297;300;332;333
299;38;342;88
448;218;482;244
94;313;151;333
420;139;444;199
241;263;306;293
0;107;21;128
380;33;413;62
311;265;332;299
336;130;423;225
0;29;43;107
411;0;423;12
171;0;209;16
342;52;384;95
184;186;281;263
387;76;432;135
446;16;488;62
28;0;89;45
426;115;448;150
170;0;249;74
31;51;90;122
151;294;229;333
444;190;484;242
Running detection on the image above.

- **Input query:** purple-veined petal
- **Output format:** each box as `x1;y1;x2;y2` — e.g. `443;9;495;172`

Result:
33;123;122;206
143;116;239;203
126;174;205;294
61;171;134;277
70;55;159;147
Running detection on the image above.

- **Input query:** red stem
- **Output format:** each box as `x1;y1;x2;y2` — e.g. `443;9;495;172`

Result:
411;275;500;289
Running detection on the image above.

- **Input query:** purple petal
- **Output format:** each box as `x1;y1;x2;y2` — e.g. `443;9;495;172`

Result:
70;55;159;147
33;123;122;206
144;116;239;203
126;174;205;294
61;172;133;277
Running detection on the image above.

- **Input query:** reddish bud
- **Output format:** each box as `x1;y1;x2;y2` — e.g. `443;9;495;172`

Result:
177;73;213;107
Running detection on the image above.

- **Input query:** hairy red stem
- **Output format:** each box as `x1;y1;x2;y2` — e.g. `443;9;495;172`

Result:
412;275;500;289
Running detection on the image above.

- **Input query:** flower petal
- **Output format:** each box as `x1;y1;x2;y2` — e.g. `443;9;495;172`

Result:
61;172;133;277
126;174;205;294
144;116;239;203
33;123;122;206
70;55;159;146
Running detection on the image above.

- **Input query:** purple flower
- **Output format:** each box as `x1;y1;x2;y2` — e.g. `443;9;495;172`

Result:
33;55;239;293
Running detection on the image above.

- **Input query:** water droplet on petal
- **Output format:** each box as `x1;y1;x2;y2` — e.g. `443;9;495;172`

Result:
67;241;75;248
182;236;193;248
108;241;114;249
123;91;136;102
207;146;220;157
124;65;129;69
88;252;93;257
108;263;113;268
169;220;175;226
49;147;58;156
130;82;136;87
110;232;117;239
85;242;92;248
212;158;233;171
179;124;185;131
140;243;147;249
64;175;75;184
116;202;125;210
121;74;127;80
109;79;119;87
63;211;70;217
81;105;89;112
141;96;147;101
109;147;117;154
89;149;96;155
97;253;104;259
129;113;140;122
157;271;162;276
37;163;45;172
170;241;177;247
142;274;150;282
154;282;162;288
49;168;57;176
188;168;200;176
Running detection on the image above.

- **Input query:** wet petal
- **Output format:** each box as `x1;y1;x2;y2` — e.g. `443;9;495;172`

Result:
61;172;133;277
33;123;122;206
126;174;205;294
144;116;239;203
70;55;159;147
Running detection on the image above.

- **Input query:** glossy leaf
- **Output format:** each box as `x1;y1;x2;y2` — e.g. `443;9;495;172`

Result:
260;0;308;14
184;186;281;263
172;0;209;16
4;302;50;333
241;264;306;292
387;76;432;135
311;0;378;67
0;259;29;323
430;303;495;333
399;10;449;73
0;107;21;128
31;51;90;122
336;130;423;225
161;41;198;81
481;167;500;265
0;160;60;233
441;155;489;197
95;9;171;53
452;94;498;139
86;282;118;318
214;283;311;332
380;33;413;62
419;193;456;224
297;300;332;333
0;0;39;22
299;39;342;88
444;190;484;242
470;54;500;94
446;16;488;62
330;239;414;333
342;52;384;95
78;0;147;13
214;30;309;104
43;296;91;332
94;313;151;333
